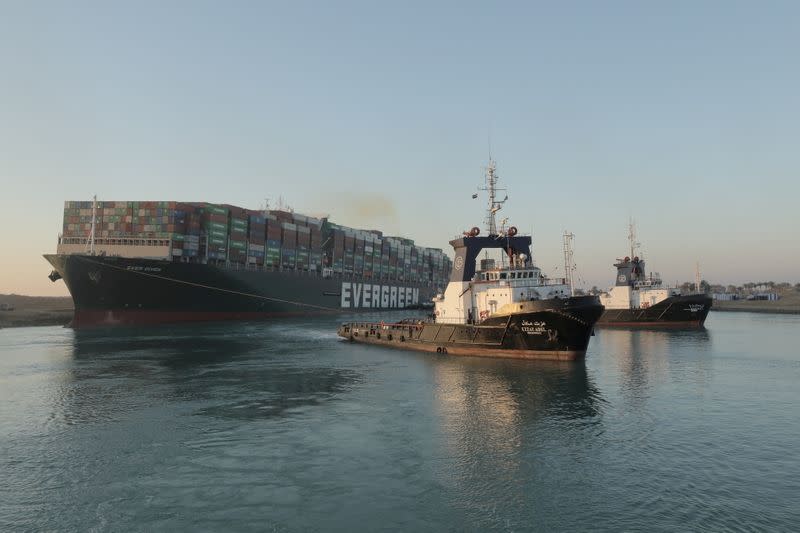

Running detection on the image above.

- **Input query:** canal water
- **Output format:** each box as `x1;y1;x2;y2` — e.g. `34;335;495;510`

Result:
1;312;798;531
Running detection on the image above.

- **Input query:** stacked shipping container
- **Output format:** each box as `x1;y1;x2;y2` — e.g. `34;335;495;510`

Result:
247;211;266;265
201;205;229;261
59;201;452;287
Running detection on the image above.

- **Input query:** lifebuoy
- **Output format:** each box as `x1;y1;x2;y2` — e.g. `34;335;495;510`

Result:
442;347;448;354
436;347;442;353
507;226;518;237
387;334;393;341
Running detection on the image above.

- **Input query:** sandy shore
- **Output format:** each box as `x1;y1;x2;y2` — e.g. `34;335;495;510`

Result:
0;294;73;329
711;299;800;315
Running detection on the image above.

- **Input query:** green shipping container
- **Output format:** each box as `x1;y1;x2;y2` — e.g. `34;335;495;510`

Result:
208;206;228;216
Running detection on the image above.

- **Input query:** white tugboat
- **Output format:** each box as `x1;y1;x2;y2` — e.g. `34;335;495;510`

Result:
597;222;712;327
338;160;605;361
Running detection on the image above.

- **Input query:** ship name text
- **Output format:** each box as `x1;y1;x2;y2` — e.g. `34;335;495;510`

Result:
521;320;547;334
340;282;420;308
126;266;163;272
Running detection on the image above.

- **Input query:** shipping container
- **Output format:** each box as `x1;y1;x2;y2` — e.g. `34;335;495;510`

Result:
271;210;294;223
281;248;296;269
265;245;281;268
310;251;322;271
296;249;310;270
281;224;297;251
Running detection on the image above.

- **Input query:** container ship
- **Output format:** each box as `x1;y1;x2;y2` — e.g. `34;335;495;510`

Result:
45;200;451;328
597;223;712;327
338;160;605;361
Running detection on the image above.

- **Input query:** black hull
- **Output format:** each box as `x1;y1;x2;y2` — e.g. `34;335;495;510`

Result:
597;293;712;327
44;254;438;329
338;296;604;361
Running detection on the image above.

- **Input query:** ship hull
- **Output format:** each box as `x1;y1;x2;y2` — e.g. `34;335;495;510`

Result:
44;254;437;329
597;293;712;327
338;296;604;361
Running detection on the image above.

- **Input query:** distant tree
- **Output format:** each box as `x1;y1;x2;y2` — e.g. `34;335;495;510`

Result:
726;285;738;294
700;280;711;293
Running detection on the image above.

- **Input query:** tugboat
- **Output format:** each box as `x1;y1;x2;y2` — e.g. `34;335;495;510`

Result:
597;223;712;327
337;160;605;361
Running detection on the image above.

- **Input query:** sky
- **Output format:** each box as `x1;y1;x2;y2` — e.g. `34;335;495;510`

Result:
1;1;798;296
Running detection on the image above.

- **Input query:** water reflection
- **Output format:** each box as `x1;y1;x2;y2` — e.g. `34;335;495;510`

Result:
50;322;362;426
429;356;604;522
595;327;713;403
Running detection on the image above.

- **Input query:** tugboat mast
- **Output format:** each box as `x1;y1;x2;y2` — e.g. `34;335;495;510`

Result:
563;231;576;296
479;159;507;236
628;219;639;259
695;262;701;293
